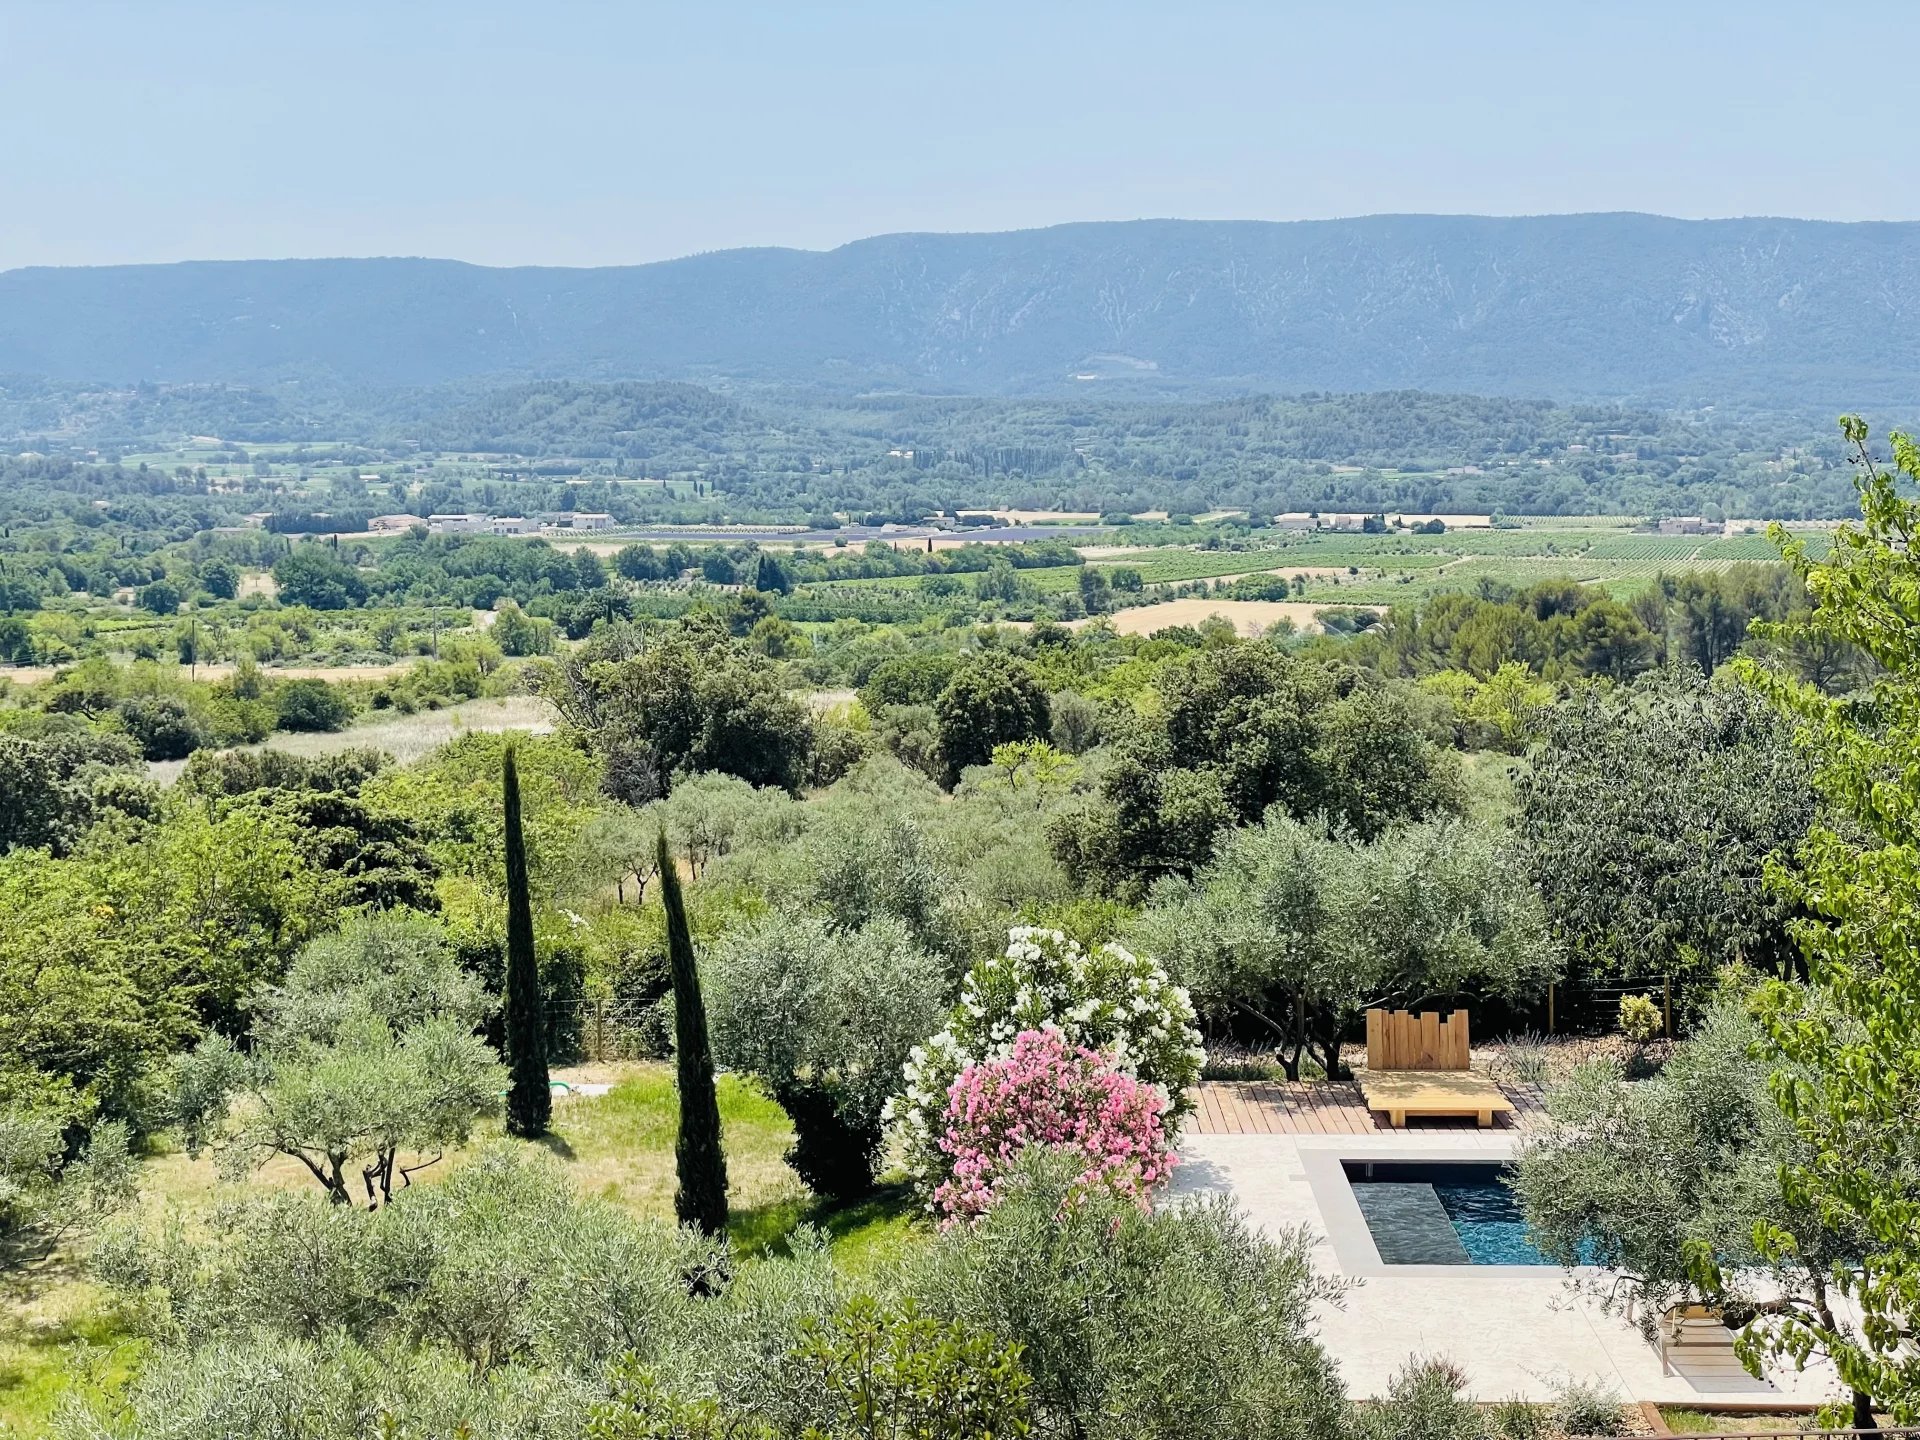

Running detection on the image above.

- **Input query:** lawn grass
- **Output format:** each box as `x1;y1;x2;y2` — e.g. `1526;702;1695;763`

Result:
0;1271;146;1436
1658;1408;1818;1433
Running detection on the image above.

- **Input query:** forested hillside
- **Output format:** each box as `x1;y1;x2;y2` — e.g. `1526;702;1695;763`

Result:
4;215;1919;402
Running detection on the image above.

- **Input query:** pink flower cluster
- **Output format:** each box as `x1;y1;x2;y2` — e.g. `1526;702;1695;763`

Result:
931;1028;1178;1224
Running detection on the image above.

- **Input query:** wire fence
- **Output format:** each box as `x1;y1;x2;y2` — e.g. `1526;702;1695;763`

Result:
544;998;671;1063
1544;975;1679;1036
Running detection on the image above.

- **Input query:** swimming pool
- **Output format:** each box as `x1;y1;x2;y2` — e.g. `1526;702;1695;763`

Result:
1343;1160;1558;1266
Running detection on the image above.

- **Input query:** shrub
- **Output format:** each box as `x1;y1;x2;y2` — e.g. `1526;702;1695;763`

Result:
1359;1357;1479;1440
116;694;208;760
1552;1377;1625;1436
932;1029;1175;1223
273;677;354;732
1493;1032;1553;1087
889;927;1203;1194
792;1296;1033;1440
206;694;276;746
1618;993;1664;1044
90;1148;726;1434
1492;1396;1552;1440
909;1151;1348;1440
586;1296;1032;1440
706;911;946;1200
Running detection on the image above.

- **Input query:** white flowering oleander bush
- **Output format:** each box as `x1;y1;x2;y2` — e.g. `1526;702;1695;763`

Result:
887;926;1205;1191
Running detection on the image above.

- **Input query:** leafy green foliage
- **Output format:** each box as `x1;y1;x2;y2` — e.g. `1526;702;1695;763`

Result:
790;1296;1032;1440
1137;812;1557;1078
1550;1378;1624;1437
1518;669;1818;984
706;911;946;1200
272;677;354;732
1053;643;1460;896
909;1151;1348;1440
1514;991;1874;1398
173;912;501;1206
660;831;728;1236
0;1073;133;1271
1616;994;1663;1044
0;799;331;1118
933;653;1050;788
546;620;814;803
1735;420;1920;1423
0;729;144;856
503;745;552;1138
1353;1358;1480;1440
272;545;369;610
116;693;208;760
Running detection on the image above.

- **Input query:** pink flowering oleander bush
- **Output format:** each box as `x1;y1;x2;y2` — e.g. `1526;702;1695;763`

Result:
932;1028;1177;1223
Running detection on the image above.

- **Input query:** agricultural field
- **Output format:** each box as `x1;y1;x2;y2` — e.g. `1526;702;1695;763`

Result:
789;520;1820;615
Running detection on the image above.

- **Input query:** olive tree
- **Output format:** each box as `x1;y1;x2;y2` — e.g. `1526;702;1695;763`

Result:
1135;812;1558;1078
705;910;947;1200
907;1151;1350;1440
1;1075;133;1270
174;912;503;1207
1513;991;1881;1426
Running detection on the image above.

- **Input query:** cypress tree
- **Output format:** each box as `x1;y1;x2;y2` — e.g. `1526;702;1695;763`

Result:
659;828;728;1234
503;743;551;1137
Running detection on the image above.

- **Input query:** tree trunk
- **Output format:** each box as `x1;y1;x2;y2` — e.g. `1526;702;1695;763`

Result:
1853;1390;1876;1431
1809;1272;1877;1431
1231;999;1300;1080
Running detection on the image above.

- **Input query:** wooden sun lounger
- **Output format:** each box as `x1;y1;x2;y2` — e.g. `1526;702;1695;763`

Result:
1359;1069;1515;1128
1659;1304;1744;1378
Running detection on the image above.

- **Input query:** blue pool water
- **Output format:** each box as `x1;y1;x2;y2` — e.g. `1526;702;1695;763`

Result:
1345;1161;1560;1266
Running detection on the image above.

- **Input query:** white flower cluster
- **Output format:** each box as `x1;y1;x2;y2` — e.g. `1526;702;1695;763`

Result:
885;926;1207;1186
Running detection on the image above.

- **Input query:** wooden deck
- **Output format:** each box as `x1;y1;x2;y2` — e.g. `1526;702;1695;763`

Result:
1187;1079;1548;1135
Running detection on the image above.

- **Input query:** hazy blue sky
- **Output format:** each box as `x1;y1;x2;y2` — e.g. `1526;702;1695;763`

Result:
2;1;1914;271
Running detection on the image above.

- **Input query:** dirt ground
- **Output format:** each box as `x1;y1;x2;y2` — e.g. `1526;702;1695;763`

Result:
1097;598;1384;636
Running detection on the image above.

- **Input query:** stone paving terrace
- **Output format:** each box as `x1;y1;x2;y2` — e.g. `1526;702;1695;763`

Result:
1187;1079;1551;1135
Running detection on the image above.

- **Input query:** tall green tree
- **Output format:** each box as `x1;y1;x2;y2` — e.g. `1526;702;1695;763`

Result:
502;745;550;1138
933;651;1050;787
658;828;728;1235
1517;668;1818;987
1737;419;1920;1423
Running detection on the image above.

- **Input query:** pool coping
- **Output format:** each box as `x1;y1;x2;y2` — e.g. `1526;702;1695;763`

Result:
1299;1137;1568;1278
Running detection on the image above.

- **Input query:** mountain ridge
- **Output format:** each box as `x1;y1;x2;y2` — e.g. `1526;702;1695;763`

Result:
2;215;1916;402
